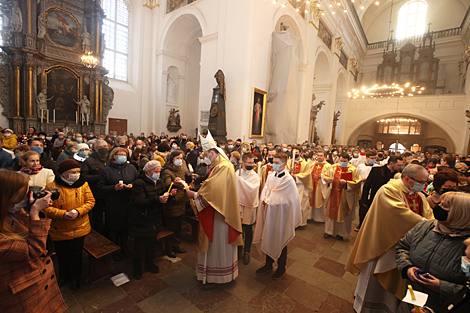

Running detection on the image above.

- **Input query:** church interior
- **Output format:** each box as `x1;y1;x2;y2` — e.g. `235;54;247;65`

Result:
2;0;470;312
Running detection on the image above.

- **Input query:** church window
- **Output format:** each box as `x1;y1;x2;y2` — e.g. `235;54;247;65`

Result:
389;143;406;153
396;0;427;40
377;118;421;135
102;0;129;81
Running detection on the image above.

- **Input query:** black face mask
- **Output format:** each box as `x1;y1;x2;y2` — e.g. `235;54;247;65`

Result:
268;157;274;164
378;154;383;158
294;154;300;159
98;147;108;155
245;165;253;170
433;205;448;221
441;188;456;195
120;144;126;148
236;144;241;147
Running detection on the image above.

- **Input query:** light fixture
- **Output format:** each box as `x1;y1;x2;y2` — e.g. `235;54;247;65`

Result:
348;83;424;99
81;51;98;68
375;0;379;4
343;8;347;12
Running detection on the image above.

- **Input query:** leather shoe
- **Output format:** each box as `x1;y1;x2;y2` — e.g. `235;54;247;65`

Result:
69;279;80;291
272;268;286;280
145;263;160;274
243;253;250;265
166;251;177;258
58;277;68;287
173;245;186;254
335;235;344;241
323;233;333;239
256;264;273;275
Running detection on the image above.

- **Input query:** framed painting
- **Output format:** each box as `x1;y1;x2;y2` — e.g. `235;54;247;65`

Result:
318;21;332;50
45;8;81;48
339;50;348;70
250;88;267;138
44;65;80;123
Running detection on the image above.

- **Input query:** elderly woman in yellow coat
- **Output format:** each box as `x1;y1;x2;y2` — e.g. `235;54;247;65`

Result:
45;159;95;291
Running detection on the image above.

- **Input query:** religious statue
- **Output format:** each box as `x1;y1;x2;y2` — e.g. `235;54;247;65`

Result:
214;69;226;101
37;12;46;39
280;22;289;32
167;107;181;132
10;1;23;33
100;33;106;55
331;111;341;145
74;95;91;124
166;73;177;103
350;59;358;71
81;26;91;52
310;100;325;143
208;69;227;143
465;46;470;59
102;77;114;121
307;1;324;26
36;88;53;120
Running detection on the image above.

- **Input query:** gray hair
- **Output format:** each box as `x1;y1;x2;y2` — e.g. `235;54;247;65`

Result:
93;139;107;151
115;136;127;144
402;164;427;179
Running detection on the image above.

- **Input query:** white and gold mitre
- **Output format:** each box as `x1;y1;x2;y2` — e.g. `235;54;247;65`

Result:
199;130;229;160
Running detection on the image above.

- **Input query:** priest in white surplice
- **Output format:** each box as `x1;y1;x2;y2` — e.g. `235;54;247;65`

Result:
236;153;260;265
186;131;243;286
253;152;301;280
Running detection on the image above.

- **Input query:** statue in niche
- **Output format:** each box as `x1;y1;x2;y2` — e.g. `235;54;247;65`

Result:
167;107;181;132
74;95;91;123
10;1;23;33
37;12;46;39
36;88;53;120
102;78;114;121
166;73;177;103
81;26;91;52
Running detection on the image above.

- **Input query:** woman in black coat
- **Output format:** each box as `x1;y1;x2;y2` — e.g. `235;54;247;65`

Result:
129;161;175;279
97;147;139;261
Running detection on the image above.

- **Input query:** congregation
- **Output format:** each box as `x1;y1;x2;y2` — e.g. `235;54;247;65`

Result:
2;125;470;313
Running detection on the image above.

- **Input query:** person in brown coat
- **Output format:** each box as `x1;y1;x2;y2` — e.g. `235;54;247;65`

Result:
0;169;67;313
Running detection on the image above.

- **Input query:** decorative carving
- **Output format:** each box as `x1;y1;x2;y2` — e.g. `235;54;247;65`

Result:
465;46;470;59
100;33;106;55
308;1;324;27
10;1;23;33
334;37;344;55
350;59;358;71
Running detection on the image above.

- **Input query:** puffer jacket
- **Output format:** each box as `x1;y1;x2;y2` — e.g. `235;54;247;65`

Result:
44;175;95;241
396;220;469;311
81;151;108;196
161;163;189;217
3;134;18;151
128;172;165;238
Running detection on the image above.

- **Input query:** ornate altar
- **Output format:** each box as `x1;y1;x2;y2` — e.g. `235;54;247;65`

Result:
0;0;113;135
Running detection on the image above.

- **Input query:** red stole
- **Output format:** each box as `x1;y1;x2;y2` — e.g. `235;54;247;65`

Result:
265;164;273;181
327;166;347;221
309;163;325;206
404;192;423;216
292;161;302;175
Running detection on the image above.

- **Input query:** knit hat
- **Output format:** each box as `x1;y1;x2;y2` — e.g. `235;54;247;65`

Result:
58;159;82;174
76;143;89;151
143;160;162;172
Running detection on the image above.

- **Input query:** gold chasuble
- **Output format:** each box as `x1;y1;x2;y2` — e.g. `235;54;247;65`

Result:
345;179;433;299
197;154;243;253
297;161;331;209
323;164;361;223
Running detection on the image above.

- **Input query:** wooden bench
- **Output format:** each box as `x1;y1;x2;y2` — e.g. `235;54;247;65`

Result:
154;227;174;256
183;215;199;243
83;230;120;284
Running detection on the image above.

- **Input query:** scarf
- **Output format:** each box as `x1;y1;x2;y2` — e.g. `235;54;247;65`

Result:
20;165;44;175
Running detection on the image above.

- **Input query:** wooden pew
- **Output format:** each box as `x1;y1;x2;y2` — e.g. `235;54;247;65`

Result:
83;230;120;284
155;227;174;256
183;215;199;243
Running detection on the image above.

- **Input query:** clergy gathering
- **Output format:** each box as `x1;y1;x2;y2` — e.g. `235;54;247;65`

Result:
2;0;470;312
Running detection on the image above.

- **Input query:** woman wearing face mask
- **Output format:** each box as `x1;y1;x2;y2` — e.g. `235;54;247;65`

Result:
56;141;78;167
44;159;95;291
73;143;90;163
129;161;174;279
427;170;459;209
396;192;470;313
161;150;189;257
19;151;55;189
0;170;67;313
97;148;139;261
11;144;30;171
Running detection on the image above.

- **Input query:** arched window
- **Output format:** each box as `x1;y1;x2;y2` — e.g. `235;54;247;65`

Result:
396;0;427;40
102;0;129;81
389;143;406;153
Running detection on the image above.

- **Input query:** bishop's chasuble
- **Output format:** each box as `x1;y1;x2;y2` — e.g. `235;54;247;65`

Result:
323;163;362;238
287;158;311;226
194;154;243;284
345;179;433;313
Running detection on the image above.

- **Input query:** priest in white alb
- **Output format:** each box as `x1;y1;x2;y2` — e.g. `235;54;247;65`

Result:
235;152;260;265
186;131;243;286
253;152;301;280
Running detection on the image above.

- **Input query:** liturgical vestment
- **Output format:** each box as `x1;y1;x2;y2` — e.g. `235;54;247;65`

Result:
258;163;274;195
236;168;260;225
287;158;311;226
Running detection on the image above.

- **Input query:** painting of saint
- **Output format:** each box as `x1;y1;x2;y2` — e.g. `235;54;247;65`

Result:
250;88;267;138
46;9;80;48
46;67;80;122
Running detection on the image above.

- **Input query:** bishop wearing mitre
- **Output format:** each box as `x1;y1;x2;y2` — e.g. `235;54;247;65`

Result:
286;145;311;226
186;131;243;286
323;152;362;240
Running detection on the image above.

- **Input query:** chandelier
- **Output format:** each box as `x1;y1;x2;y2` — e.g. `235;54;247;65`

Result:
348;83;425;99
81;51;98;68
272;0;378;15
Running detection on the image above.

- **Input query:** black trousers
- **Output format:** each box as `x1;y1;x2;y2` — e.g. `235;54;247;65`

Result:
91;198;105;235
54;236;86;281
358;203;370;228
108;230;128;253
133;236;157;269
266;246;287;270
164;215;183;251
243;224;254;253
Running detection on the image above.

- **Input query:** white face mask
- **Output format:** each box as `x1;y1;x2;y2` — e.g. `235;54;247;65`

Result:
5;133;11;137
62;173;80;185
204;157;212;165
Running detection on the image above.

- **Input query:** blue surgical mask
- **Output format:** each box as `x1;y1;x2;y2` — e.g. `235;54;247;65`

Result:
15;153;21;159
462;257;470;276
31;147;44;155
411;181;425;193
273;163;283;172
117;156;127;164
151;173;160;180
174;159;182;167
340;162;348;167
76;137;83;142
78;150;89;158
172;144;177;149
324;148;329;152
369;160;376;165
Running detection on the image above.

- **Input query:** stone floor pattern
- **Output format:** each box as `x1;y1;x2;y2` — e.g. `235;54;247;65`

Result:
60;219;359;313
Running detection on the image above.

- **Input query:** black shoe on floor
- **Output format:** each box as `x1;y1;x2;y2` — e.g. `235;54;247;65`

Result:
173;245;186;254
243;253;250;265
335;235;344;241
323;233;333;239
69;279;80;291
166;251;177;258
145;263;160;274
272;268;286;280
256;264;273;275
58;277;68;287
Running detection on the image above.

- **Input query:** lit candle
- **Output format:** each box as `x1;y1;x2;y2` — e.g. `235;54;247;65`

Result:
41;109;43;124
53;109;55;123
47;110;49;124
76;111;78;124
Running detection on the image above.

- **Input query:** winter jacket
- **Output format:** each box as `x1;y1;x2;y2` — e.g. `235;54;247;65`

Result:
56;147;74;167
396;220;469;311
128;172;165;238
3;134;18;151
161;163;189;217
0;148;14;168
40;152;58;175
44;176;95;241
360;165;395;206
81;151;108;197
97;161;139;231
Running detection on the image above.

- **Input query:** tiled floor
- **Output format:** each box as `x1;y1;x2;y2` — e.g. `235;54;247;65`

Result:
61;219;359;313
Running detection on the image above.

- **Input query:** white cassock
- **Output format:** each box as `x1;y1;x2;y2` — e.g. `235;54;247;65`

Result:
253;171;301;260
236;168;260;225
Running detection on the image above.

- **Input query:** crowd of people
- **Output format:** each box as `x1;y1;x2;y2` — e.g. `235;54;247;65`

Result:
1;125;470;313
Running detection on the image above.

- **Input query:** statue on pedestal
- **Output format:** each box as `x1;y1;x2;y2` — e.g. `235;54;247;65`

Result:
36;88;53;120
81;26;91;52
10;1;23;33
167;108;181;132
74;95;91;123
37;12;46;39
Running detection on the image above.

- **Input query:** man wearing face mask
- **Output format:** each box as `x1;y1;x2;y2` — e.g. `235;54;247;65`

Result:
185;131;243;286
56;141;78;166
73;143;90;163
253;152;301;280
258;148;276;194
287;145;311;227
235;153;260;265
81;139;109;234
350;149;361;167
45;159;95;291
346;164;433;313
29;138;57;174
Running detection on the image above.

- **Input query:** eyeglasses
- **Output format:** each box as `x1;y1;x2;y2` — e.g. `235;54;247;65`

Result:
409;176;427;184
